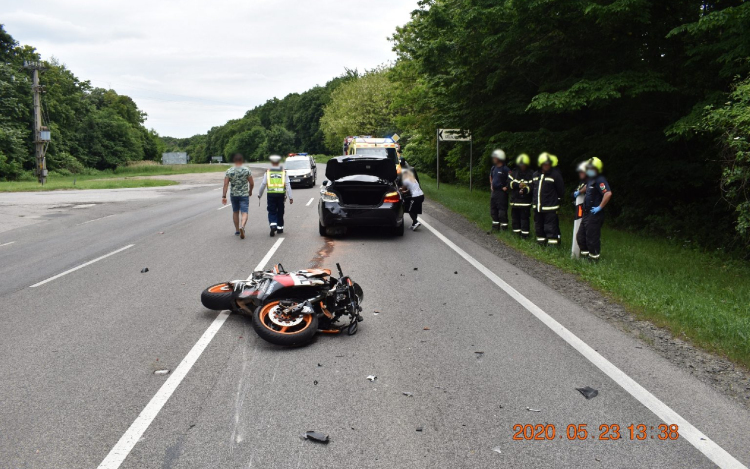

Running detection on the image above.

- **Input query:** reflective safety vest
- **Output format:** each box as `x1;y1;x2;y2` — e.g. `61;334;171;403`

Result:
266;169;286;194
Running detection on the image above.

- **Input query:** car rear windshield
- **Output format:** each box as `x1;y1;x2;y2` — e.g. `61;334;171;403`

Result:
284;159;311;170
355;147;398;165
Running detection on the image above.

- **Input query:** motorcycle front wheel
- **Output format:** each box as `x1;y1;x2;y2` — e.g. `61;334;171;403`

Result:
252;300;319;346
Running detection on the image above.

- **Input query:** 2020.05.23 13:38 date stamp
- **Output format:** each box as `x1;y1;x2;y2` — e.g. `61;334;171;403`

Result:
513;424;680;441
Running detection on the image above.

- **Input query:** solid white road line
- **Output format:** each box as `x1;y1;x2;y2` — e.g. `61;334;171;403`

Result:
97;239;285;469
248;237;285;279
29;245;135;288
305;197;314;206
0;241;15;247
77;215;115;225
217;204;231;210
420;218;746;469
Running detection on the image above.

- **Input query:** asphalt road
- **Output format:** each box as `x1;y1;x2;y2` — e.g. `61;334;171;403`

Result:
0;169;749;469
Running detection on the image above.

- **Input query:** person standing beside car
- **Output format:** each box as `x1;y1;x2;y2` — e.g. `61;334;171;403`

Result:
257;154;293;237
222;153;253;239
489;149;510;232
400;169;424;231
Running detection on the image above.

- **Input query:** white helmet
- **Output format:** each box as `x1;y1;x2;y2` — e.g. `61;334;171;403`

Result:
269;154;282;163
491;149;506;161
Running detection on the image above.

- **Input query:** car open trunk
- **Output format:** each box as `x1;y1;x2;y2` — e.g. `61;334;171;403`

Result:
326;156;396;182
333;177;391;206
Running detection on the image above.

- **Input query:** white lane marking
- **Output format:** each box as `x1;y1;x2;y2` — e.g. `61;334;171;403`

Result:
73;204;97;209
29;245;135;288
248;238;285;279
305;197;314;206
0;241;15;247
217;204;231;210
420;218;746;469
77;215;115;225
97;239;284;469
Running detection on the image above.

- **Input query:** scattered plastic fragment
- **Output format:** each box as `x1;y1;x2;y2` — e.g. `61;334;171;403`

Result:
526;407;541;412
474;351;484;358
416;426;423;432
576;386;599;400
301;431;329;444
402;392;413;397
154;369;170;375
158;231;165;234
413;267;418;271
423;327;430;330
454;271;458;274
492;447;502;454
314;380;318;385
317;363;322;367
366;375;377;382
373;311;380;315
141;267;149;273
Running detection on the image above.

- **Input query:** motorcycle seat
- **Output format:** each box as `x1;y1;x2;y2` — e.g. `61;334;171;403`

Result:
298;269;331;278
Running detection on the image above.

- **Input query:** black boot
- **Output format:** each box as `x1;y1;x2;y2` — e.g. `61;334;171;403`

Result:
270;225;277;237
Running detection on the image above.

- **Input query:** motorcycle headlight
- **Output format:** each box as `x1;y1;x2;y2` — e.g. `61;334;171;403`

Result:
321;190;339;202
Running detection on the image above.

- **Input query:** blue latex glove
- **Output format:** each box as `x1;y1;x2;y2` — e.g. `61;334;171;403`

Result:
591;206;602;215
573;190;580;198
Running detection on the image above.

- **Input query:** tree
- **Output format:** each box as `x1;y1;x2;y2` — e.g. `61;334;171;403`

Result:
265;125;295;155
224;126;267;161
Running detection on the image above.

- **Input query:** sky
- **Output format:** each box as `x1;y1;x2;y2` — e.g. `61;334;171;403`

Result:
1;0;419;138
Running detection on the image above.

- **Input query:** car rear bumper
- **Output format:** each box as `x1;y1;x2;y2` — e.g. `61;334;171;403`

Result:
319;201;403;227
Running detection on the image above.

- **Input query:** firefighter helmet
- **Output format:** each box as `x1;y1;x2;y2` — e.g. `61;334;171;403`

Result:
491;149;506;161
587;157;603;173
516;153;530;166
538;152;558;167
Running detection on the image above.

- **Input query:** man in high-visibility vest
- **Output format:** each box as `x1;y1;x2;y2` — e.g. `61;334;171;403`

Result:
258;154;293;237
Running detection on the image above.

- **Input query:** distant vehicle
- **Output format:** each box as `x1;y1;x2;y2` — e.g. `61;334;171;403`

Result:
318;156;404;236
284;155;316;188
344;136;402;175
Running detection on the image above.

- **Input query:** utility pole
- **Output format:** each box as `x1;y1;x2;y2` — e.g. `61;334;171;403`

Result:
23;61;49;185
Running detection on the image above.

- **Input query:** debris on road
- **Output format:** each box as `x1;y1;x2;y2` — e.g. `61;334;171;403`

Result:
373;311;380;315
423;327;430;330
576;386;599;400
301;431;330;444
402;392;414;397
474;351;484;359
141;267;149;273
158;231;165;234
413;267;418;271
314;380;318;385
154;369;170;375
367;375;377;382
492;446;502;454
317;363;322;367
416;426;423;432
454;271;458;274
526;407;541;412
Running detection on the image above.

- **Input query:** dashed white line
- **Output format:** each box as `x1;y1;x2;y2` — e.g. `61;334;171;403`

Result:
305;197;314;206
0;241;15;247
97;239;285;469
77;215;115;225
217;204;231;210
420;218;746;469
29;245;135;288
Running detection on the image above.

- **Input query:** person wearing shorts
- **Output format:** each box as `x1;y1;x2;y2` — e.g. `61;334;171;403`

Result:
222;153;254;239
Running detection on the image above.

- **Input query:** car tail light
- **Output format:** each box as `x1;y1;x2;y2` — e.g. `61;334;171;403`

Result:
383;191;400;203
321;190;339;202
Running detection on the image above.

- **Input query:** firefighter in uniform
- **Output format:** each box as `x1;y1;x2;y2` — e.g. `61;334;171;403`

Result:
574;161;587;198
531;152;565;246
508;153;533;238
258;154;293;237
576;157;611;261
489;149;510;232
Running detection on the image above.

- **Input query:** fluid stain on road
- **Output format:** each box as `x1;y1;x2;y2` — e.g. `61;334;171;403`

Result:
309;237;335;268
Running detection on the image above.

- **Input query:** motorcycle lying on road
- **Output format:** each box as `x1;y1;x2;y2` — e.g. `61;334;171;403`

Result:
200;263;363;346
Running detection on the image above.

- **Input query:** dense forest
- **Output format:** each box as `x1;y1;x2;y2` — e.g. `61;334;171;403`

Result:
0;26;163;180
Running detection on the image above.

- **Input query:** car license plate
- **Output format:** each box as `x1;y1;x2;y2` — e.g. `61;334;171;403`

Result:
291;178;300;182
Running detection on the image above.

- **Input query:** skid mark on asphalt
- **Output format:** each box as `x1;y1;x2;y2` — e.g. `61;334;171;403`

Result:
309;237;335;268
420;217;747;469
230;328;258;453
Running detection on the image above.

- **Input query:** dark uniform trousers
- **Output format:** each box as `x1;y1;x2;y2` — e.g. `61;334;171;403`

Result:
490;191;509;228
576;212;604;258
534;211;561;245
511;206;530;236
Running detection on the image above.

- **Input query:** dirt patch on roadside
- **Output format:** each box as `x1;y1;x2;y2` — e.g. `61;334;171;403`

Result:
424;198;750;409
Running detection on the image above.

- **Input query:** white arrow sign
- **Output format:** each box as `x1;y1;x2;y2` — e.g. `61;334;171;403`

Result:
438;129;471;141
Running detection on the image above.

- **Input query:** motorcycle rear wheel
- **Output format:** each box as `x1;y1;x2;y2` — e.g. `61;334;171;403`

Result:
201;283;235;311
252;300;319;346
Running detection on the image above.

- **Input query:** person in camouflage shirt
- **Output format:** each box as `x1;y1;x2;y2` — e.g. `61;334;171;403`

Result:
222;153;254;239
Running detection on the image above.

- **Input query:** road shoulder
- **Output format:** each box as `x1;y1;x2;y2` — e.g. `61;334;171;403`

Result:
423;198;750;409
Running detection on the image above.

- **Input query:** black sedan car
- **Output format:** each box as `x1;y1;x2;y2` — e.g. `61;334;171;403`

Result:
318;156;404;236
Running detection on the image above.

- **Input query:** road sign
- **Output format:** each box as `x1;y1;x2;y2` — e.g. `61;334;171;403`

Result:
391;134;400;143
438;129;471;142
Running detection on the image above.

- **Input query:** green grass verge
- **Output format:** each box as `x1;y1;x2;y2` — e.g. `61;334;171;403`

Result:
421;175;750;368
0;164;227;192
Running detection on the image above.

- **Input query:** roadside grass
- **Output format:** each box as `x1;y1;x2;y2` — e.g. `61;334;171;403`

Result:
421;176;750;368
0;164;226;192
313;155;337;164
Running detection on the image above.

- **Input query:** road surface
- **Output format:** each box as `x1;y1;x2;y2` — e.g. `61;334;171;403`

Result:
0;169;748;469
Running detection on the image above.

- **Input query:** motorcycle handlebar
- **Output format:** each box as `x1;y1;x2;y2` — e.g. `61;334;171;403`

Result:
336;263;343;277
